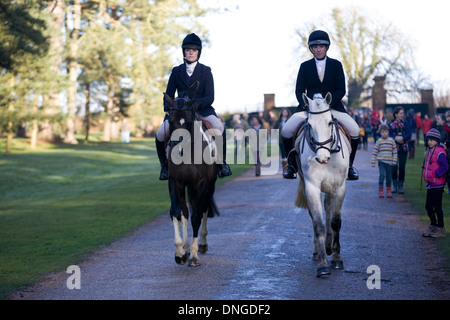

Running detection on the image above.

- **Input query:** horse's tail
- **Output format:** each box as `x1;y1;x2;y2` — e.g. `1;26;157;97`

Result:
208;196;220;218
295;176;308;209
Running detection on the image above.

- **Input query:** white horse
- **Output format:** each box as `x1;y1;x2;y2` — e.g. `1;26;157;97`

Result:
294;93;350;277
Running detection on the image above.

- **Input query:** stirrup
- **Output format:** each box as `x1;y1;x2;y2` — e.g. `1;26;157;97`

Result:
218;163;232;178
283;149;298;179
347;166;359;181
159;165;168;180
283;165;297;179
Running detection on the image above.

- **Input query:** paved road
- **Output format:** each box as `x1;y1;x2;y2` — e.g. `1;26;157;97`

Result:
12;143;450;300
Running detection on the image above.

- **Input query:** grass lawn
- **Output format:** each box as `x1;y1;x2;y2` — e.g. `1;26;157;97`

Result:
403;142;450;272
0;135;251;299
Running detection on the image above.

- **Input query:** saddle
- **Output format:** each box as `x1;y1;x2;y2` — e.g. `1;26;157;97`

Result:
198;119;218;161
167;118;213;144
200;119;213;131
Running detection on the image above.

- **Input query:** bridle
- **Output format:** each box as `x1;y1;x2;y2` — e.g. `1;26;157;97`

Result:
301;107;344;157
168;97;195;148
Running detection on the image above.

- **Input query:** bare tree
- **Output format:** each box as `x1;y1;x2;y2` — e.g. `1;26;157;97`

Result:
295;6;421;109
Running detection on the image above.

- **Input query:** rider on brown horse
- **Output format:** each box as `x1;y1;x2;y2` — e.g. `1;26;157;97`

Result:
155;33;232;180
281;30;360;181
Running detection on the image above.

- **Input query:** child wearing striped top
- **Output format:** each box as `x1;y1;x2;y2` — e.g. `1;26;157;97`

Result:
371;124;398;198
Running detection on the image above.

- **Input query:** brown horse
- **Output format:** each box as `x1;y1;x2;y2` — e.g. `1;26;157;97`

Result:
163;92;220;267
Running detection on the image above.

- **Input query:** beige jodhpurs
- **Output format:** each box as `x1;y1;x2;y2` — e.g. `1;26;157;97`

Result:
281;110;360;139
156;114;224;142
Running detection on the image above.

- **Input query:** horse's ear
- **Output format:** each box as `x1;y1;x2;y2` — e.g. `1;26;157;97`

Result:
302;93;310;107
163;92;176;108
325;92;332;105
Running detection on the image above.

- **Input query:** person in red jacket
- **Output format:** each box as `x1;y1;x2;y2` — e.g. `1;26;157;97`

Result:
421;114;433;144
422;129;448;238
413;112;422;145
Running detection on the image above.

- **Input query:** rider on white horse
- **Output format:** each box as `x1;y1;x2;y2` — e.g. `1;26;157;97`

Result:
281;30;360;180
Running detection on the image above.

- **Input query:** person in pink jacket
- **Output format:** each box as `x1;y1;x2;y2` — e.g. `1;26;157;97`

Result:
422;128;448;238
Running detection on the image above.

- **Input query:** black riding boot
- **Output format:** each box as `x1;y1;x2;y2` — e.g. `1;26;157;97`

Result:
218;130;232;178
283;137;297;179
155;138;168;181
347;138;359;181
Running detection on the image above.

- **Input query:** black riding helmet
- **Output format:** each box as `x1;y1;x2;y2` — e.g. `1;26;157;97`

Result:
308;30;331;47
182;33;202;62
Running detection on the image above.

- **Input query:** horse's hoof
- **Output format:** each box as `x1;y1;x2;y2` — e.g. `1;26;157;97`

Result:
188;257;201;267
175;252;188;265
316;267;331;278
330;261;344;270
198;244;208;254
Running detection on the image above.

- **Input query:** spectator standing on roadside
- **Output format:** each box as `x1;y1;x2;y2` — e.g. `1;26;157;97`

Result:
406;109;417;159
371;124;397;198
389;106;411;194
361;111;372;150
422;129;448;238
435;114;447;142
421;114;433;143
250;115;265;176
121;118;130;143
370;110;381;142
445;136;450;195
445;111;450;140
414;111;422;145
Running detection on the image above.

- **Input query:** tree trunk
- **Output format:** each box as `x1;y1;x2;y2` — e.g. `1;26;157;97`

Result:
103;89;114;141
6;75;15;154
31;93;39;149
84;84;91;144
64;0;80;144
31;120;38;149
40;0;64;143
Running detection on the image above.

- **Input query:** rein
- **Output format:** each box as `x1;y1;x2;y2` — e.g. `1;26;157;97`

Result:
306;107;332;115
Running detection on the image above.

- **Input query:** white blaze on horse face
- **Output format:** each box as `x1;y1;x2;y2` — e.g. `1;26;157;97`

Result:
309;97;332;164
179;118;185;126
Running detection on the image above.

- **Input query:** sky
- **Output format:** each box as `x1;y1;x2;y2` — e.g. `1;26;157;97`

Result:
196;0;450;114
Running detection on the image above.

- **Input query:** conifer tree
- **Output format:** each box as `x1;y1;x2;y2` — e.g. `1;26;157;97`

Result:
0;0;65;153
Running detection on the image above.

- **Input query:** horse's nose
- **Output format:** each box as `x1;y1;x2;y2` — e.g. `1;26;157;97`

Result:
315;156;330;164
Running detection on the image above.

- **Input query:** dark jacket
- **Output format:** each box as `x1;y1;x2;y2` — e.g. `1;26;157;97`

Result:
389;119;412;153
163;62;216;117
295;57;346;113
